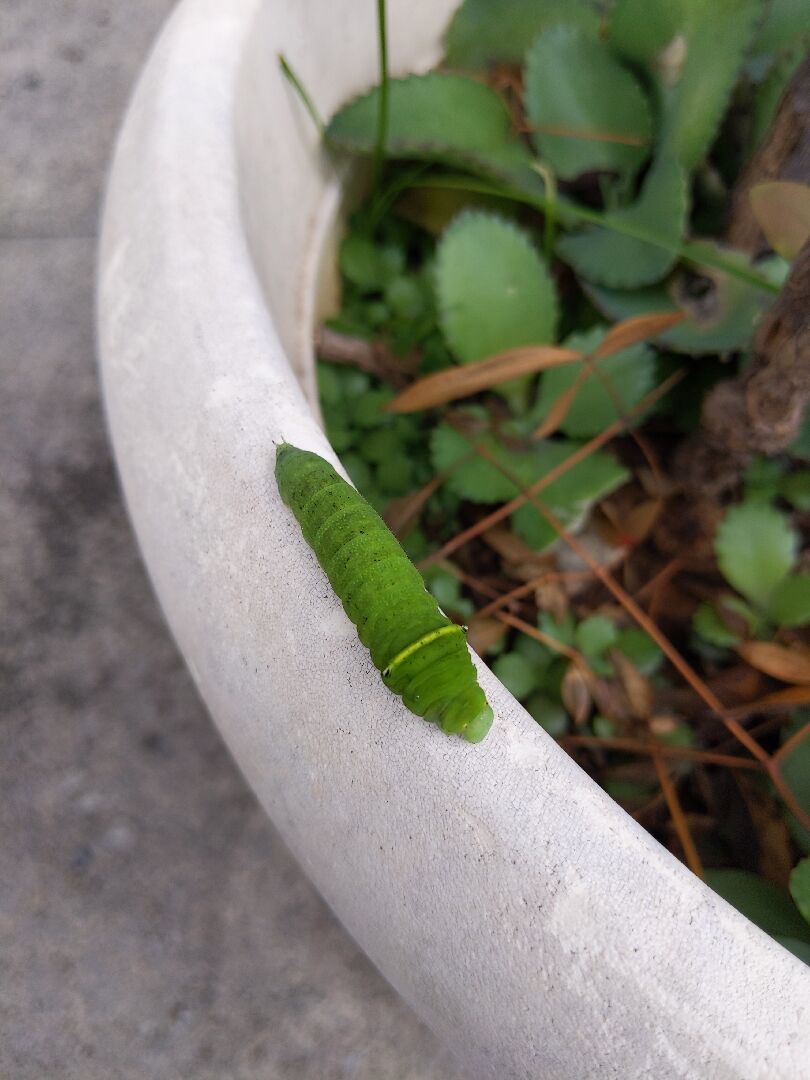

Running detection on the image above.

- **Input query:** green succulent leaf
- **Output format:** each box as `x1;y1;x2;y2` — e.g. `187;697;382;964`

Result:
609;0;684;63
658;0;760;169
443;0;601;69
715;502;797;610
524;25;653;181
705;868;810;943
533;326;657;437
583;248;782;355
435;211;557;363
790;857;810;926
492;651;542;700
556;156;688;287
575;615;618;657
768;574;810;628
326;73;543;196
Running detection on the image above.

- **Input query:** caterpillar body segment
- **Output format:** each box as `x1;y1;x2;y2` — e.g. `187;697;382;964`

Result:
275;443;493;742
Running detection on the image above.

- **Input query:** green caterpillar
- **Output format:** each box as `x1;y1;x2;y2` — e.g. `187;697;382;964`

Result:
275;443;493;742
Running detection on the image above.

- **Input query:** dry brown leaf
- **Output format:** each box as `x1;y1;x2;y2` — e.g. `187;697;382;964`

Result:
750;181;810;260
562;663;592;726
612;650;654;719
481;526;546;567
594;311;685;358
387;345;581;413
736;641;810;685
466;616;508;657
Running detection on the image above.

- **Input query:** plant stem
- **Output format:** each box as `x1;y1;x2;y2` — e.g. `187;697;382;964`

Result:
278;53;323;135
406;174;780;293
373;0;390;192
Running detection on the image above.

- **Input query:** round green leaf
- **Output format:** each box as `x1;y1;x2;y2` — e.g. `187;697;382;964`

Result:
768;574;810;628
493;652;542;700
575;615;618;657
524;25;652;180
436;211;557;363
715;502;797;610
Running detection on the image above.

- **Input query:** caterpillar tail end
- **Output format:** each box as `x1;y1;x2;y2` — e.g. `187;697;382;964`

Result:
461;703;494;743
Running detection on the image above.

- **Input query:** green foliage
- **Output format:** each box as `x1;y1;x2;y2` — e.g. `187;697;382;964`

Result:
443;0;601;69
613;627;664;674
524;25;652;181
751;0;810;56
790;857;810;926
526;692;568;735
435;211;557;363
693;602;742;648
584;249;781;356
715;502;798;612
781;717;810;854
556;156;688;287
423;566;474;618
326;73;542;196
704;869;810;943
658;0;761;169
768;575;810;628
533;327;657;437
609;0;683;63
575;615;618;657
493;651;542;699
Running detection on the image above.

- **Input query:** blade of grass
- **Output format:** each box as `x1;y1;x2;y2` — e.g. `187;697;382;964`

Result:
373;0;390;191
278;53;324;135
406;174;780;292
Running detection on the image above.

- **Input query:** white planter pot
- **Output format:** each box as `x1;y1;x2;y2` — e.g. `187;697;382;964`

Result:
97;1;810;1076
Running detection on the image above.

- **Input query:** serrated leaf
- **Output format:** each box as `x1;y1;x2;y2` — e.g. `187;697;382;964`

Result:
705;869;810;942
326;73;542;195
769;575;810;628
790;857;810;925
524;25;653;181
583;247;781;355
715;502;797;609
512;446;629;550
750;182;810;260
556;156;688;287
533;326;657;437
430;421;628;550
435;211;558;363
609;0;684;63
659;0;760;169
443;0;601;70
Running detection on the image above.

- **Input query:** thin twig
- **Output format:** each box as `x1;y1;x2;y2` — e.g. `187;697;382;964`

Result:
652;752;705;878
562;734;761;770
417;370;685;570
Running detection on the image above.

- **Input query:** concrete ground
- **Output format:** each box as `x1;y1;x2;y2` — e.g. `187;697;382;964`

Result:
0;4;464;1078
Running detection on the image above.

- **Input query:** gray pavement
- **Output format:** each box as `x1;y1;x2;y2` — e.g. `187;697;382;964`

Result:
0;4;464;1078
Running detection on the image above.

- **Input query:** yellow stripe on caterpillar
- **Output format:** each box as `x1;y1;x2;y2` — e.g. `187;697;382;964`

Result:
383;623;465;678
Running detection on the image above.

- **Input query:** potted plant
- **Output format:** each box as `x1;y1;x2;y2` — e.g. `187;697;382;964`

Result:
98;1;810;1077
